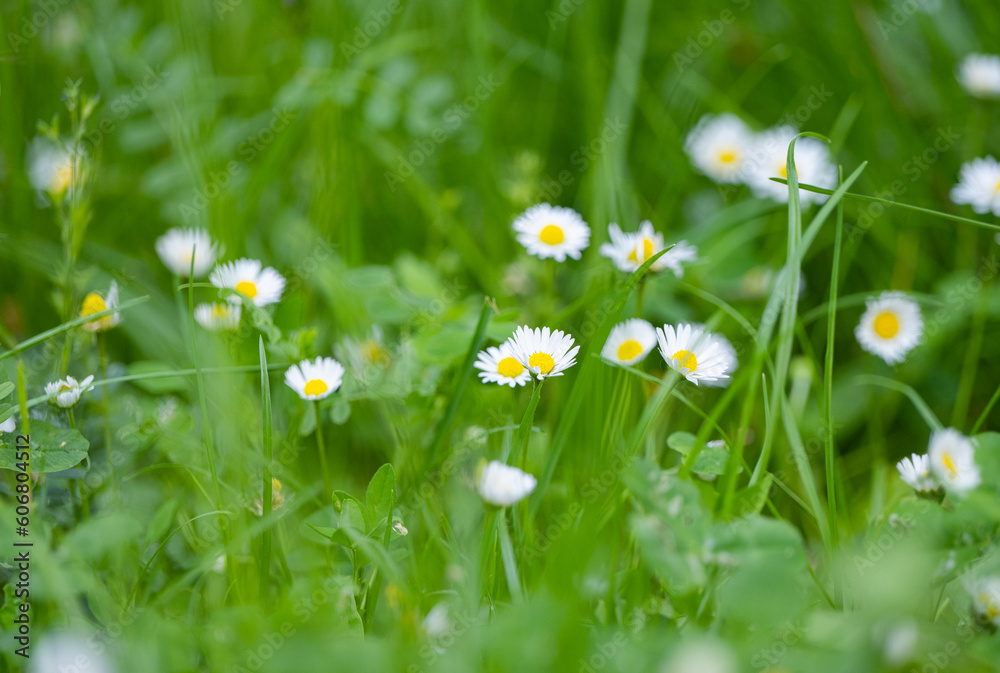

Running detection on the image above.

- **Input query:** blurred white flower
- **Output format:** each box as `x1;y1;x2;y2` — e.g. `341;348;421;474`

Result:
896;453;937;492
743;126;837;205
156;228;220;277
284;357;345;401
194;302;241;332
0;416;14;433
44;375;95;409
512;203;590;262
684;113;755;184
210;258;285;307
601;319;657;367
969;576;1000;626
882;621;919;666
27;137;75;197
30;633;114;673
950;156;1000;216
957;54;1000;99
478;460;536;507
854;291;922;365
662;639;738;673
599;221;698;277
928;428;980;495
80;281;121;333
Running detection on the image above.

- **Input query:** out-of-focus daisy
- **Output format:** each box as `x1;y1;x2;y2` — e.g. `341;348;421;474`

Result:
80;281;121;333
957;54;1000;99
477;460;537;507
601;319;657;367
284;357;345;401
655;324;731;386
512;203;590;262
698;329;738;388
0;416;15;433
335;326;391;378
969;576;1000;627
854;291;923;365
744;126;837;205
684;113;754;184
27;138;76;197
474;343;531;387
155;228;220;277
506;325;580;379
209;258;285;307
950;156;1000;216
44;375;95;409
927;428;980;494
598;221;698;277
251;478;291;516
896;453;937;493
194;302;241;331
29;633;114;673
664;639;738;673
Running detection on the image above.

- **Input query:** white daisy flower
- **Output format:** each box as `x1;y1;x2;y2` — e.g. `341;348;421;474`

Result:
896;453;937;492
506;325;580;379
44;375;95;409
598;221;698;276
969;576;1000;627
655;324;731;385
284;357;346;401
0;416;15;433
601;319;657;366
27;137;76;197
194;302;242;332
155;228;220;277
957;54;1000;99
698;328;738;388
854;291;923;365
743;126;837;205
335;326;391;378
80;281;121;333
474;343;531;387
950;156;1000;216
512;203;590;262
477;460;537;507
209;258;286;307
684;113;755;184
927;428;980;494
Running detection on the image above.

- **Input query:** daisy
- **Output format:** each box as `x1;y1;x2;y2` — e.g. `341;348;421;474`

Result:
194;302;242;331
854;291;923;365
684;113;755;184
335;326;391;378
477;460;537;507
512;203;590;262
27;137;75;197
598;221;698;276
957;54;1000;99
44;375;95;409
0;416;14;433
474;343;531;387
927;428;980;494
251;478;292;516
155;228;220;277
80;281;121;333
506;325;580;379
950;156;1000;216
743;125;837;205
284;357;346;401
969;576;1000;627
601;319;657;367
209;258;285;307
699;329;738;388
655;324;731;385
896;453;937;493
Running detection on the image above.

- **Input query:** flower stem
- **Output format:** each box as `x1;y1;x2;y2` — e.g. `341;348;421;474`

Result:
314;400;331;501
635;274;648;317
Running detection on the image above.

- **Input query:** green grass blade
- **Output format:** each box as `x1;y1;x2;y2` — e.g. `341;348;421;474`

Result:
258;337;273;605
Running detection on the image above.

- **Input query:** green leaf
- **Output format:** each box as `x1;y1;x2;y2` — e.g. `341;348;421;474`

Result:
732;473;774;517
330;398;351;425
666;432;737;476
0;404;14;425
0;420;89;473
0;382;14;400
365;464;396;532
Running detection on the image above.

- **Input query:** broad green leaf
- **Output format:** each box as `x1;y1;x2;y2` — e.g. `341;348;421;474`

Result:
365;464;396;532
0;420;89;473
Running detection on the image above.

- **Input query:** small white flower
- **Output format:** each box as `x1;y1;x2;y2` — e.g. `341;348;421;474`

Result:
423;603;452;639
209;258;285;307
601;319;657;366
194;302;242;331
927;428;980;495
44;375;95;409
655;324;731;385
0;416;15;433
512;203;590;262
284;357;345;401
743;126;837;205
698;329;738;388
854;291;923;365
27;137;76;197
80;281;121;333
969;576;1000;626
155;228;220;277
29;633;114;673
882;621;919;666
392;520;408;536
474;343;531;388
950;156;1000;216
896;453;937;492
664;639;738;673
335;325;391;380
506;325;580;379
477;460;537;507
957;54;1000;99
684;113;755;184
599;221;698;277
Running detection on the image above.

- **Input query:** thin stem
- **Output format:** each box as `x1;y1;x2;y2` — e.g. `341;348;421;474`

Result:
259;338;273;605
972;381;1000;435
496;510;524;604
314;400;331;501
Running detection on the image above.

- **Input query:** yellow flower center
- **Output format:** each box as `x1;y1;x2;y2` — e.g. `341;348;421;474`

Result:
981;594;999;620
211;304;228;318
304;379;328;396
236;280;258;299
497;357;524;378
672;349;698;373
80;292;107;319
363;339;388;365
52;163;73;194
941;452;958;479
627;238;655;264
59;384;72;392
779;164;788;178
994;179;1000;194
719;150;736;164
873;311;899;339
617;339;643;361
539;224;565;245
528;352;555;375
